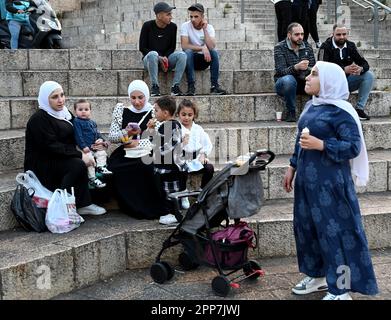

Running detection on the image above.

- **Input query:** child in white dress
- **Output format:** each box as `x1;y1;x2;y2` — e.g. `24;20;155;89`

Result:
177;99;214;208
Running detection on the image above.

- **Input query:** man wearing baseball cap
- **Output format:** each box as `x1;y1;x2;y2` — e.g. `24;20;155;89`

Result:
139;2;186;96
180;3;227;95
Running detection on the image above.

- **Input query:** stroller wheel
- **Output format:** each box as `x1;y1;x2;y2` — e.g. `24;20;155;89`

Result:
178;252;199;271
150;262;168;284
243;260;263;280
161;261;175;280
211;275;231;297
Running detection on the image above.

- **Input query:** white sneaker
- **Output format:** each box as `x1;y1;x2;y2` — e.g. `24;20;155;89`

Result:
97;166;113;175
159;214;178;225
78;204;107;216
181;197;190;209
292;276;328;295
322;292;353;300
89;178;106;189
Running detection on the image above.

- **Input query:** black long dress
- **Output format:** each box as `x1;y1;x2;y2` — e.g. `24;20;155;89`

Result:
107;107;164;219
24;109;91;207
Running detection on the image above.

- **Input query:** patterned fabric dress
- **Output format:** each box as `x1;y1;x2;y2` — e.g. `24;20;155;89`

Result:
290;103;378;295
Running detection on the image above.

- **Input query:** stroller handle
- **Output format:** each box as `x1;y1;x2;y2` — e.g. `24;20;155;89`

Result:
248;149;275;170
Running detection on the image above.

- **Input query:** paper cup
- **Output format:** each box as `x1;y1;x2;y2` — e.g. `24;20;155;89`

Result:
276;111;282;121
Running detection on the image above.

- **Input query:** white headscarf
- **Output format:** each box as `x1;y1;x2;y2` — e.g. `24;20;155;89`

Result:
38;81;72;121
301;61;369;186
127;80;153;113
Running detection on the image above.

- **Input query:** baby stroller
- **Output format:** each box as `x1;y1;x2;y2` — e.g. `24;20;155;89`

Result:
150;149;275;297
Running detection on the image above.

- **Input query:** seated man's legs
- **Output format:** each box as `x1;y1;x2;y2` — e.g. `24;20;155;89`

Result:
168;51;187;95
184;49;199;95
209;49;227;95
8;20;22;49
184;49;227;95
275;75;298;122
347;71;374;120
143;51;160;96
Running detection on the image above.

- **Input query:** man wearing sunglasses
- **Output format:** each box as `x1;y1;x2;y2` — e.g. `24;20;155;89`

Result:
318;24;374;120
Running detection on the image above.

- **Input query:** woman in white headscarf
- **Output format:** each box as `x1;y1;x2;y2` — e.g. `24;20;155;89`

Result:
24;81;106;216
283;61;378;300
107;80;164;219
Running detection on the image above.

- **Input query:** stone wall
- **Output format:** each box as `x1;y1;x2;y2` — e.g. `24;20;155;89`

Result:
49;0;81;12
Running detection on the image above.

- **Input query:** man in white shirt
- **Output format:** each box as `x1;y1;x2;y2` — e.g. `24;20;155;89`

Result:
180;3;227;96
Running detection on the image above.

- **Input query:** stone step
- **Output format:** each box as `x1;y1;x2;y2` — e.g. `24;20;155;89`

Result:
1;91;389;130
54;247;391;300
2;49;391;72
1;190;390;299
1;65;390;97
1;140;391;232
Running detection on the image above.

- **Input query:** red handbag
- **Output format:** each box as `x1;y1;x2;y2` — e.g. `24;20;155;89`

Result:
204;221;256;269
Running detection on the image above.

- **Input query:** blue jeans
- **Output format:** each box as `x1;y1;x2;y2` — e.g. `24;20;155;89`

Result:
275;75;305;113
347;71;374;110
184;49;220;87
143;51;187;87
8;19;34;49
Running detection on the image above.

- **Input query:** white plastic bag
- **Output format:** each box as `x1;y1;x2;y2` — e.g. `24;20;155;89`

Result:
16;170;53;208
46;188;84;234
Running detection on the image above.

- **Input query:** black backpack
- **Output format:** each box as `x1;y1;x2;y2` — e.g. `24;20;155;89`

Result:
10;184;47;232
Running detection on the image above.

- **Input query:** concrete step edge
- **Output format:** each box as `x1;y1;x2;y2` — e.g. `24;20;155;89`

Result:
1;191;391;299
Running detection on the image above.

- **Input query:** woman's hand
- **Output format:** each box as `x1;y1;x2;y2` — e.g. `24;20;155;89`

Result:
127;128;141;137
283;166;296;193
124;140;139;148
82;152;96;167
299;133;324;151
82;147;90;153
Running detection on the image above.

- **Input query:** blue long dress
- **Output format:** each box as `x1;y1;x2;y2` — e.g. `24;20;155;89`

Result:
290;103;378;295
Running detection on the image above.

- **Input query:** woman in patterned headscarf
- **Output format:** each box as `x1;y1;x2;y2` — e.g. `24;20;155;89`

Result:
283;61;378;300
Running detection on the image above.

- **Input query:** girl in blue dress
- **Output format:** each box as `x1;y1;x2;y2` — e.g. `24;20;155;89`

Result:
283;61;378;300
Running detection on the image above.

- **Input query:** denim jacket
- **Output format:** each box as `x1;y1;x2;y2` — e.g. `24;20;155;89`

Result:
73;117;103;150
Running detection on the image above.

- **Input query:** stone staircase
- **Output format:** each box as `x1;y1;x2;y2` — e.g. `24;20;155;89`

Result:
55;0;391;50
1;46;391;299
1;0;391;300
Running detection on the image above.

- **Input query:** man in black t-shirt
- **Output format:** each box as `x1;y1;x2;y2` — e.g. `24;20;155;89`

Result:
139;2;187;96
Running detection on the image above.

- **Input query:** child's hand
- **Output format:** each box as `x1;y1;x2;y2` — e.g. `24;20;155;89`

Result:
82;147;90;153
183;133;189;145
147;119;156;129
199;154;208;164
91;139;106;151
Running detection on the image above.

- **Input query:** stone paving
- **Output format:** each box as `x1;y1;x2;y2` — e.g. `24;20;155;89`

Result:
54;248;391;301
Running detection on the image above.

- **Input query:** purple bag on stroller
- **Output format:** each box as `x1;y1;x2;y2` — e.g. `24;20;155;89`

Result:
204;221;256;269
